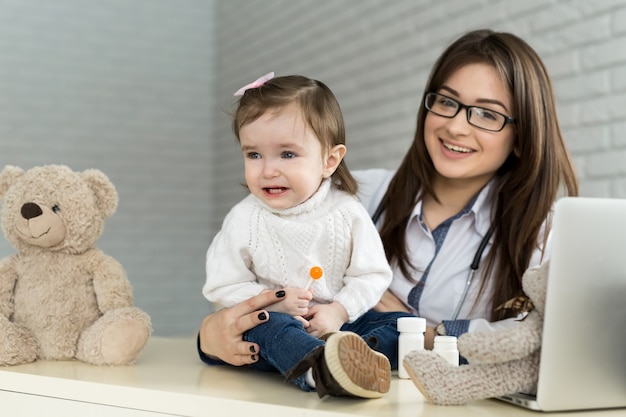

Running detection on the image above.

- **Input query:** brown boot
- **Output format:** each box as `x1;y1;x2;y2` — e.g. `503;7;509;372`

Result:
285;331;391;399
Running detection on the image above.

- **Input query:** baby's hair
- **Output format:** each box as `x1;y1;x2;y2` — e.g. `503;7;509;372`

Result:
232;75;357;194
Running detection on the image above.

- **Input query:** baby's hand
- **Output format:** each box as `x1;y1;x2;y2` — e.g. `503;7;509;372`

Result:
305;302;348;338
265;287;313;316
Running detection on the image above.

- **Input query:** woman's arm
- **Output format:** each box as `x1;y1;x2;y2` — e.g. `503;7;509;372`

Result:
374;289;410;313
374;290;438;349
198;290;285;366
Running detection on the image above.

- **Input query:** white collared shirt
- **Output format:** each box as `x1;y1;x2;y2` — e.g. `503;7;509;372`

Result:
354;169;550;333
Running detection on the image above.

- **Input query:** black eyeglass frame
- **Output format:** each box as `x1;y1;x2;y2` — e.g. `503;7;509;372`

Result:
424;92;515;132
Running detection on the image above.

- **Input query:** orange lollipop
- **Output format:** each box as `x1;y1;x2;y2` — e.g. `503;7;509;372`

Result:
304;266;323;289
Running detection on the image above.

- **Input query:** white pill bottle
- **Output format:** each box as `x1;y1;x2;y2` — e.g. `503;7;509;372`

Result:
433;335;459;367
397;317;426;379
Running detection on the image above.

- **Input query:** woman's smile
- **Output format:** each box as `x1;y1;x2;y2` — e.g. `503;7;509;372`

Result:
441;139;474;154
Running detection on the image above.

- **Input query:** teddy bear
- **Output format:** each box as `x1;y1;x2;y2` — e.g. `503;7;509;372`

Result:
402;261;548;405
0;164;152;366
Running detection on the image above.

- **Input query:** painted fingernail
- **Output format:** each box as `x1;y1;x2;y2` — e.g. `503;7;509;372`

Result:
251;355;258;362
258;312;267;320
276;290;286;298
249;345;256;353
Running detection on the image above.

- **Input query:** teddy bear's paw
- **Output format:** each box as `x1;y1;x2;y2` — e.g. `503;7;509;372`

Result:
77;307;152;366
100;317;151;365
0;318;39;366
402;350;470;405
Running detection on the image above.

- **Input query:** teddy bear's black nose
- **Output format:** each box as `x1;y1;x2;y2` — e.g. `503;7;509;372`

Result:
21;202;43;220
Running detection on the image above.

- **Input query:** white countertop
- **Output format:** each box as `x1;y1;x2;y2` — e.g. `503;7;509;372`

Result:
0;337;623;416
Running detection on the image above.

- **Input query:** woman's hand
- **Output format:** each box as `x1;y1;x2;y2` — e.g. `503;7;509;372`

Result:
265;287;313;317
374;290;411;313
198;290;285;366
424;326;436;350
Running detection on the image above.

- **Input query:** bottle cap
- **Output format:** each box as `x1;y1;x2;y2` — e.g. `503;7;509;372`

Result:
434;335;457;348
397;317;426;333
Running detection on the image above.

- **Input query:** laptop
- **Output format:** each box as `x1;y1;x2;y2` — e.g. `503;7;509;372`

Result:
498;197;626;412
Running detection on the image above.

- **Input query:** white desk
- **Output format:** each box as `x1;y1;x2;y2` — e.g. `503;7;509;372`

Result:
0;337;623;416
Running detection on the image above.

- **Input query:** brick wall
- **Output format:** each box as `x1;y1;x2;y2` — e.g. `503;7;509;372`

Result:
212;0;626;235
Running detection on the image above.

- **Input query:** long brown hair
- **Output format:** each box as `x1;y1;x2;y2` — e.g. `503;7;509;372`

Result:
232;75;357;195
379;29;578;320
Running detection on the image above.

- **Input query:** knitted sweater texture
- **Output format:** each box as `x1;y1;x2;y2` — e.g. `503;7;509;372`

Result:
203;179;392;322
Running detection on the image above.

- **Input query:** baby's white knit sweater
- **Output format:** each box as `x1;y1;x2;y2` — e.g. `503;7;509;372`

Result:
203;179;392;322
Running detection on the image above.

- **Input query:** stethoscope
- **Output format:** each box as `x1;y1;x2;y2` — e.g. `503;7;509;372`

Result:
372;200;493;320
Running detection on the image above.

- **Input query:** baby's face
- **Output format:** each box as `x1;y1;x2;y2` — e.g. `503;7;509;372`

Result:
239;104;328;210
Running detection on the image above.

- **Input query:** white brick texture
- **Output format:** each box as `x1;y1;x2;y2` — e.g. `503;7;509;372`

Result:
212;0;626;242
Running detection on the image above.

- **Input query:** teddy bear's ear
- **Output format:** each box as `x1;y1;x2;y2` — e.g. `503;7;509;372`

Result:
0;165;25;201
82;169;119;218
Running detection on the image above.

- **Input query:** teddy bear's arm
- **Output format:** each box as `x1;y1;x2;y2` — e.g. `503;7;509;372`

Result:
0;255;18;318
90;250;134;312
458;262;548;365
458;312;542;364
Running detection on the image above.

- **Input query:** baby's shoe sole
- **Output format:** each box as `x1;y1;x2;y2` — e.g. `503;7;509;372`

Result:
324;331;391;398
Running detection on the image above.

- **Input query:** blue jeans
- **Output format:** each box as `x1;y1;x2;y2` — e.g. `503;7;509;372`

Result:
243;310;415;391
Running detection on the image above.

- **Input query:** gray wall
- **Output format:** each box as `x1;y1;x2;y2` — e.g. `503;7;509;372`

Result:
0;0;215;336
3;0;626;337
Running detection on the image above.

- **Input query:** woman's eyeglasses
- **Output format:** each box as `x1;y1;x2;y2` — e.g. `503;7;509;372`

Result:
424;92;515;132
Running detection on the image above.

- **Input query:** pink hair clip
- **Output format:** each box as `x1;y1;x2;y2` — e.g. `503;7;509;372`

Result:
233;72;274;96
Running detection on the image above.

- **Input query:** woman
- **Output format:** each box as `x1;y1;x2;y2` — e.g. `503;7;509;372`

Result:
198;28;578;367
